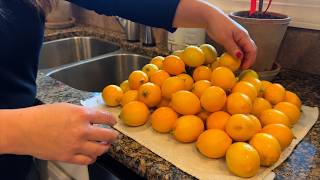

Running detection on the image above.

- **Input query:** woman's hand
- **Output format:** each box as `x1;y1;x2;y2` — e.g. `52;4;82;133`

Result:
205;7;257;69
1;103;118;165
173;0;257;69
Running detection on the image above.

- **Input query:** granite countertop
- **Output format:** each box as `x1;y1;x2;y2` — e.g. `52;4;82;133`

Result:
38;25;320;179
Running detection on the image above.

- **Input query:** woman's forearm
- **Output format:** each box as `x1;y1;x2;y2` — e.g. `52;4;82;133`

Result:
173;0;213;28
0;103;118;165
0;109;29;155
173;0;257;68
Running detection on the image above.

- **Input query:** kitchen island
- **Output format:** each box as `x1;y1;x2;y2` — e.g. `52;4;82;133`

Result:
37;25;320;179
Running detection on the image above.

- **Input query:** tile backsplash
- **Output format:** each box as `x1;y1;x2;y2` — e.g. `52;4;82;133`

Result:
71;4;168;50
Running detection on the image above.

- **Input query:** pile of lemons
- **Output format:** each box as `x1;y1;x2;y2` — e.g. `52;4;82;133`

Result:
102;44;302;178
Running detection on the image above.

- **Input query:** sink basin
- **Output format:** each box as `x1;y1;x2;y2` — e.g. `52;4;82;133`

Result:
39;37;120;69
48;54;150;92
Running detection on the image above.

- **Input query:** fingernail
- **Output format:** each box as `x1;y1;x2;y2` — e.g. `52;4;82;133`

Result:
236;51;242;59
242;64;248;69
100;141;111;145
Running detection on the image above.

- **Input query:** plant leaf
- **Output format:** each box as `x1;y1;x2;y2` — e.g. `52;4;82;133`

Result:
264;0;273;14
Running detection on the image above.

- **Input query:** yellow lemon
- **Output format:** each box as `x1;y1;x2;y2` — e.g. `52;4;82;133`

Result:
259;109;291;127
138;82;162;107
171;90;201;115
211;58;220;70
200;86;227;112
174;115;205;143
226;114;257;141
181;45;205;67
241;76;262;94
264;83;286;105
192;65;212;81
192;80;212;98
163;55;186;75
199;44;217;64
251;97;272;117
249;133;281;167
161;76;185;99
120;90;138;106
172;50;184;58
248;114;262;134
226;142;260;178
150;70;170;87
285;91;302;109
120;101;150;126
142;63;159;78
150;56;165;69
151;107;178;133
259;80;272;97
239;69;259;80
128;70;149;90
206;111;231;130
196;129;232;158
219;52;241;72
232;81;257;101
177;73;194;91
211;67;236;91
102;85;123;107
227;92;252;115
120;80;130;93
274;102;301;125
261;124;294;150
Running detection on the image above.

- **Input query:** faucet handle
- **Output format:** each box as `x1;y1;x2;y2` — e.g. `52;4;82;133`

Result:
116;17;127;28
142;25;156;47
116;17;140;42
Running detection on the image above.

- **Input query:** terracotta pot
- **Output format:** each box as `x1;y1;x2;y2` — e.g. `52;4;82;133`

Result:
230;11;291;72
258;62;281;81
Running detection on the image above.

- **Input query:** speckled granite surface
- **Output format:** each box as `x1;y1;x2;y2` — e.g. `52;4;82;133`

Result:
38;25;320;179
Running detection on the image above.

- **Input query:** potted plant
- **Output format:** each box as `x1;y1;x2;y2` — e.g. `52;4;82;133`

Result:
229;0;291;80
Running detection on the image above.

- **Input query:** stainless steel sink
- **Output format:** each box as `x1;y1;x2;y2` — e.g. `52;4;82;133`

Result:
48;54;150;92
39;37;120;69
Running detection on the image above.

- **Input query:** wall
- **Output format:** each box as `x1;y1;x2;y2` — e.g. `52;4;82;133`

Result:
70;4;320;75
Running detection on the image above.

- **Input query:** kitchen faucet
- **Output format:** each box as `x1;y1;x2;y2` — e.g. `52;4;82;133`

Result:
116;17;155;46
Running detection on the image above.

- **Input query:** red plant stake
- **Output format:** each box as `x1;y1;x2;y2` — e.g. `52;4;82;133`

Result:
249;0;257;16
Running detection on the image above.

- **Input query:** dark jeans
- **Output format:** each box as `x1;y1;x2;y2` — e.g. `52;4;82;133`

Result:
0;99;43;180
0;155;33;180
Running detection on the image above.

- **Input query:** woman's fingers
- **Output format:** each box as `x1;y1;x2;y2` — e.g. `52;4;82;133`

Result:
87;109;117;126
87;127;119;142
69;154;95;165
232;29;257;69
239;39;257;69
220;28;257;69
78;141;111;158
223;36;244;61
